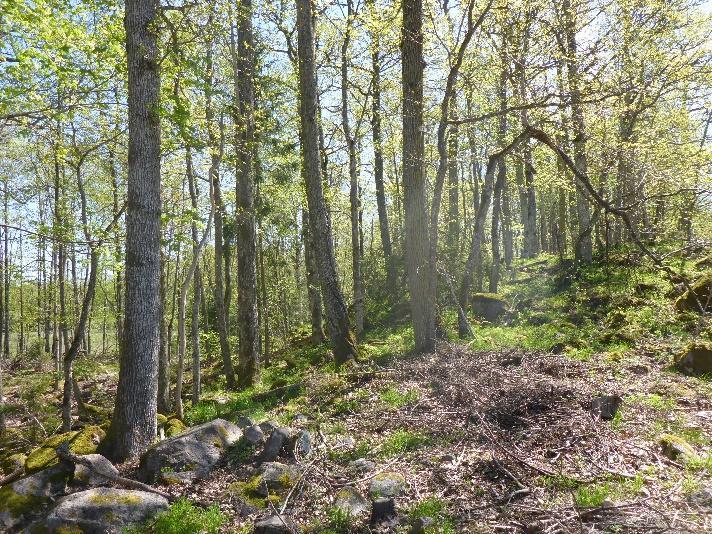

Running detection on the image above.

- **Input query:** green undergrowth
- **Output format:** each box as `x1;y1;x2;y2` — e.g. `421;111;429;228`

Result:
446;251;708;362
543;472;647;508
124;498;225;534
408;497;455;533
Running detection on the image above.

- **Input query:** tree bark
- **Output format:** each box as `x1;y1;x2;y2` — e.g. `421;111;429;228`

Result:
100;0;161;461
235;0;260;387
368;0;395;290
296;0;358;365
341;0;364;337
402;0;435;353
562;0;593;262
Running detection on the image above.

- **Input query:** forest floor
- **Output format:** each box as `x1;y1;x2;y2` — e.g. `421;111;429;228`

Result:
2;251;712;533
182;341;711;533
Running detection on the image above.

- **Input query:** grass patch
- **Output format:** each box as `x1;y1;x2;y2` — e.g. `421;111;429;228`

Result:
380;429;429;457
127;498;225;534
629;393;676;411
408;497;455;533
379;386;420;408
574;475;645;508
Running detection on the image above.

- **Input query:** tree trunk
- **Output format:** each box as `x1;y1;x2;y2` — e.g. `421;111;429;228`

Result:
341;0;364;337
402;0;435;353
562;0;593;263
235;0;260;387
157;252;170;414
368;0;395;290
340;0;364;337
296;0;358;365
490;166;503;293
447;111;460;261
206;33;236;390
100;0;161;462
302;209;324;343
175;151;213;420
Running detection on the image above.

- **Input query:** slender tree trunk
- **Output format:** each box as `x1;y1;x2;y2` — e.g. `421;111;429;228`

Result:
447;111;460;260
18;233;24;355
562;0;593;262
490;165;504;293
206;34;236;389
235;0;260;387
368;0;395;290
187;151;202;406
2;184;8;360
175;151;213;419
296;0;358;365
341;0;364;337
258;232;270;364
157;251;170;414
100;0;161;461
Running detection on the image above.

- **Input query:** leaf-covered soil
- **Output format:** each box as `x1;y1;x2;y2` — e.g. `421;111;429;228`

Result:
154;340;712;533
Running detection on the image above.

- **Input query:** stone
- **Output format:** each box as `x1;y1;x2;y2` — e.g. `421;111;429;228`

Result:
410;516;436;534
349;458;375;472
254;514;298;533
688;486;712;509
368;472;405;499
237;415;256;429
590;395;623;421
37;488;169;533
25;425;105;474
244;425;267;446
290;430;312;459
471;293;508;323
675;342;712;375
370;497;397;525
138;418;242;483
292;413;309;423
659;434;695;462
259;421;279;434
675;272;712;312
72;454;119;487
334;486;369;517
0;464;72;530
258;427;294;463
254;462;300;497
549;342;566;355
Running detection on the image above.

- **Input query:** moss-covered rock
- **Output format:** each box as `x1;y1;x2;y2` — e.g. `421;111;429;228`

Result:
0;464;72;530
368;472;405;499
659;434;695;462
675;272;712;313
1;452;27;475
138;418;242;484
675;342;712;375
164;417;187;437
253;462;300;497
36;488;169;532
25;426;105;474
471;293;508;323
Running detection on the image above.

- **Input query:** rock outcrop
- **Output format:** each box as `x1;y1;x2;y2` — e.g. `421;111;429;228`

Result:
471;293;508;323
675;342;712;375
37;487;169;533
138;418;242;484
